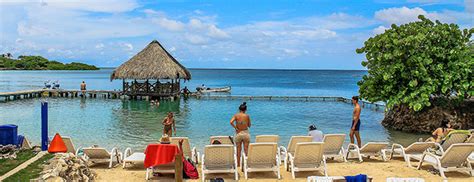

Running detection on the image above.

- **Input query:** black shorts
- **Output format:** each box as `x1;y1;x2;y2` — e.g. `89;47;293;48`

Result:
352;119;361;131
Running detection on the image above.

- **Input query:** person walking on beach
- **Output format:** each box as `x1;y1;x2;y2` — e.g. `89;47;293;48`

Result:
230;102;251;167
162;112;176;136
80;81;86;96
350;96;362;147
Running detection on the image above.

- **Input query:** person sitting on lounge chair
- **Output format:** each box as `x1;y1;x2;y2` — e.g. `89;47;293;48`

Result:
308;124;323;142
425;119;454;143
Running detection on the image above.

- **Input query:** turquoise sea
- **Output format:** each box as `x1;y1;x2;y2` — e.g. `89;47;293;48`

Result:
0;69;427;151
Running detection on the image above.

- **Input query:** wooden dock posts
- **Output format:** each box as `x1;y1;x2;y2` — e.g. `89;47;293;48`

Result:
0;89;123;102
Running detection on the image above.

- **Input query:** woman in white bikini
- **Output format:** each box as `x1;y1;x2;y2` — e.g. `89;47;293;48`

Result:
230;102;251;167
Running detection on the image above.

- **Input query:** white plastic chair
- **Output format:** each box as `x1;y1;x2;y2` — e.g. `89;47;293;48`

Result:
171;137;199;163
390;142;436;167
322;134;347;162
346;142;389;162
255;135;279;143
289;142;327;179
82;147;121;168
201;144;238;182
417;143;474;179
386;177;425;182
243;143;280;179
122;148;145;168
280;136;313;170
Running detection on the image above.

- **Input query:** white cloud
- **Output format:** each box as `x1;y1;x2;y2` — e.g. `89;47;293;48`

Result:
121;43;133;51
374;6;455;25
291;29;337;40
207;25;229;39
373;25;389;35
185;34;208;45
39;0;138;13
153;17;185;31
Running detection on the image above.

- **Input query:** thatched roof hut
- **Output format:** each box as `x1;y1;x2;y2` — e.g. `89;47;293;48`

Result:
110;40;191;80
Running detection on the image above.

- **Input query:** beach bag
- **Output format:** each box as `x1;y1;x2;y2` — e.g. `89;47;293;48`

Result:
183;158;199;179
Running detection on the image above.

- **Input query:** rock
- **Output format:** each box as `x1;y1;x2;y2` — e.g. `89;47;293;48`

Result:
382;98;474;133
39;153;96;181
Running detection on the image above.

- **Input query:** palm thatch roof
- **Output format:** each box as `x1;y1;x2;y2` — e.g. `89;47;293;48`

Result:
111;40;191;80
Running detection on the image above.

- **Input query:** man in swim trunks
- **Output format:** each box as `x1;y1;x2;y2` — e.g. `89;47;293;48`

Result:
162;112;176;136
80;81;86;97
230;102;251;167
350;96;362;147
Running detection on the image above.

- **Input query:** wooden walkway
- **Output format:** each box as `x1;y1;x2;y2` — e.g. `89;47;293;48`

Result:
0;89;122;101
0;89;385;111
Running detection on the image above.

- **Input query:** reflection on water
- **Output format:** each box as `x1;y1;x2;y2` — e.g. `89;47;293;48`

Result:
0;98;428;151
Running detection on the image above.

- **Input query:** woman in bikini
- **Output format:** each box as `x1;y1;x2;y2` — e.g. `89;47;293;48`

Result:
230;102;251;167
162;112;176;136
426;119;453;143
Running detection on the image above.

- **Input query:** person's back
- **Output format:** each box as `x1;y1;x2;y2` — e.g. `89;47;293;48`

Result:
308;124;323;142
234;112;250;131
308;130;323;142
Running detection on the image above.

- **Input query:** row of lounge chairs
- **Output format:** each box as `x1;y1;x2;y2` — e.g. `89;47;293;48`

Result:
55;133;474;181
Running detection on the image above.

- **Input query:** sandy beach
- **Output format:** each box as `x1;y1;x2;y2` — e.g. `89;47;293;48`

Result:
93;157;473;181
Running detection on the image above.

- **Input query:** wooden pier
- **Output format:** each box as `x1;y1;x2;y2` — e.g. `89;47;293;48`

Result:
0;89;385;111
0;89;122;101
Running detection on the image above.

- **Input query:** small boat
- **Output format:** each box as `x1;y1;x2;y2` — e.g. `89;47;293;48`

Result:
197;86;231;93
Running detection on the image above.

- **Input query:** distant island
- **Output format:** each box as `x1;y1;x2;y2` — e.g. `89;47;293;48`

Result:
0;54;99;70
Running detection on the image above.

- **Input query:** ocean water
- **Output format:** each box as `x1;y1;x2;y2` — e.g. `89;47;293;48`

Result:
0;69;427;151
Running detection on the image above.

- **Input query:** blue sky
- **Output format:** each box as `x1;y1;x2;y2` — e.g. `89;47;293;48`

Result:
0;0;472;69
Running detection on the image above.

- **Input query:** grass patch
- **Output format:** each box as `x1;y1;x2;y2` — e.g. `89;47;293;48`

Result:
0;149;36;176
3;153;54;182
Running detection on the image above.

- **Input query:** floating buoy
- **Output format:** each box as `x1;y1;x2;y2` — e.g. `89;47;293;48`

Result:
48;133;67;153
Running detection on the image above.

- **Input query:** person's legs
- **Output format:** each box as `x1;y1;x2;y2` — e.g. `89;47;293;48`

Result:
350;130;355;144
355;131;362;148
236;141;242;167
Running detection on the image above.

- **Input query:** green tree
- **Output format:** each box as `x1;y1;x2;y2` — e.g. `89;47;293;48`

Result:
356;15;474;111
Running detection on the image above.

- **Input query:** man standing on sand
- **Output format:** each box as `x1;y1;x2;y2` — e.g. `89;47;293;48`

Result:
80;81;86;96
350;96;362;147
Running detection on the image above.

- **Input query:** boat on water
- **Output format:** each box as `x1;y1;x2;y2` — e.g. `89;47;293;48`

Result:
197;86;231;93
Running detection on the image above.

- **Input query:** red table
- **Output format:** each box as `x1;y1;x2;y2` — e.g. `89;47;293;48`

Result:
144;144;180;168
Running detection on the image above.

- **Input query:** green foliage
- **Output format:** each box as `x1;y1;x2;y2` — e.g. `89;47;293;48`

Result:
0;149;36;176
3;153;54;182
0;55;98;70
356;15;474;111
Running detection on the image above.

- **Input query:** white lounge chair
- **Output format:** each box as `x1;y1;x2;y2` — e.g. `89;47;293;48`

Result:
322;134;346;162
171;137;199;163
433;132;469;155
243;143;280;179
201;144;238;182
307;176;334;182
346;142;389;162
386;177;425;182
122;148;145;168
417;143;474;179
145;162;176;180
280;136;313;170
21;136;32;149
389;142;436;167
210;136;234;145
82;147;121;168
255;135;279;143
289;142;327;179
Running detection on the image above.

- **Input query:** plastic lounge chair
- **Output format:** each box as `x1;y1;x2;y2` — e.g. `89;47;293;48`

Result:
433;132;469;155
280;136;313;170
389;142;436;168
171;137;199;163
255;135;279;143
122;148;145;168
61;136;81;155
243;143;280;179
145;162;176;180
417;143;474;179
21;136;32;149
82;147;122;168
346;142;389;162
322;134;347;162
289;142;327;179
201;144;238;182
210;136;234;145
386;177;425;182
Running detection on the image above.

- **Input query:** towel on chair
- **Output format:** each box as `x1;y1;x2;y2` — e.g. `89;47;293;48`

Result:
345;174;367;182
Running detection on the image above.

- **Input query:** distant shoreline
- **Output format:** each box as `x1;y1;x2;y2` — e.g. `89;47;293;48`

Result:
99;67;368;71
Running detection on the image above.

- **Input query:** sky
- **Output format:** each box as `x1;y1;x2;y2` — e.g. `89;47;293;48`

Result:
0;0;473;69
